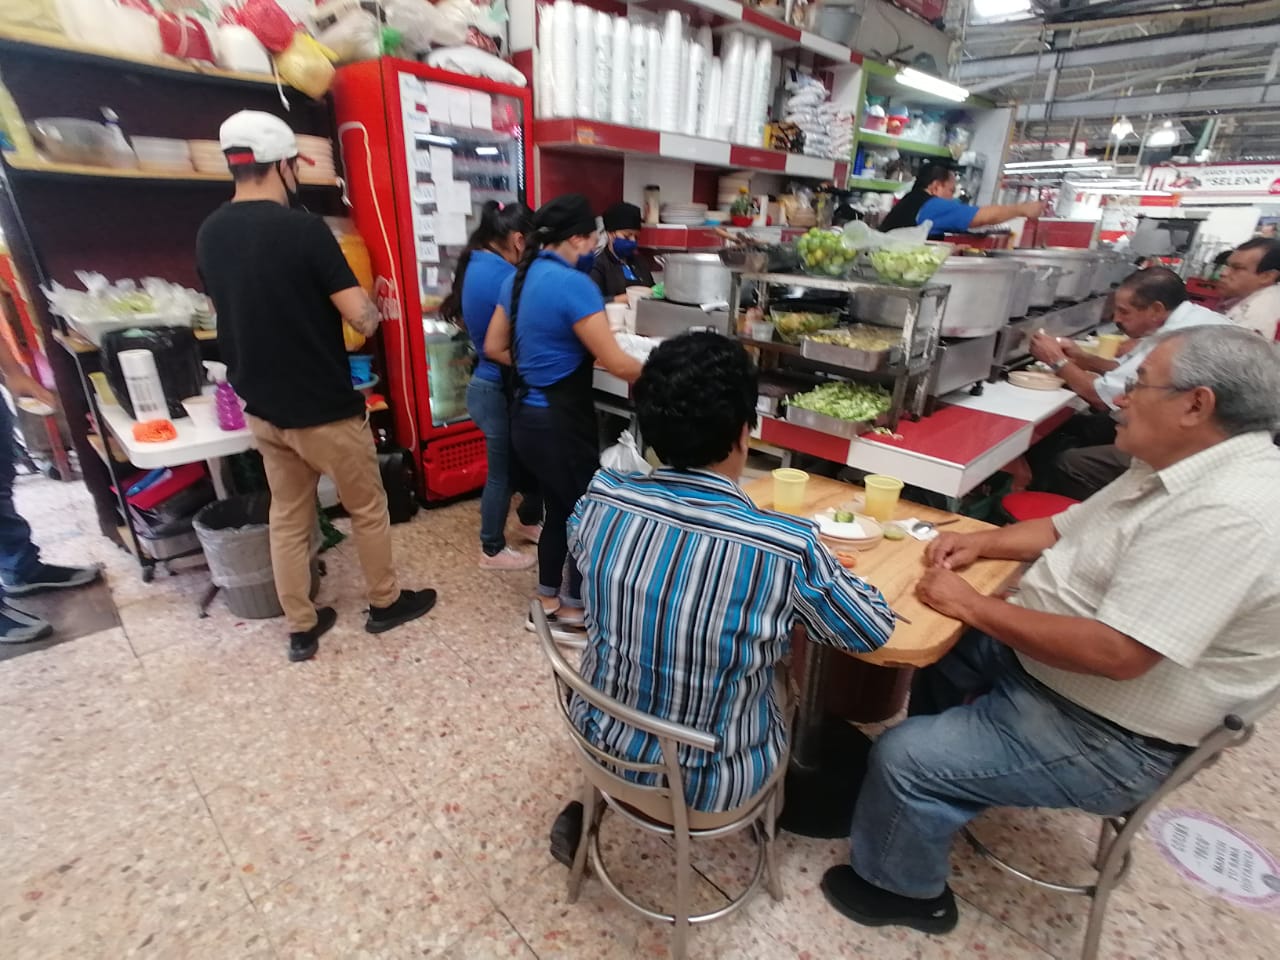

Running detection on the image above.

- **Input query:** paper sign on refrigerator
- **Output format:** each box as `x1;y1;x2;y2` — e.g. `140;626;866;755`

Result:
470;91;493;130
436;180;471;214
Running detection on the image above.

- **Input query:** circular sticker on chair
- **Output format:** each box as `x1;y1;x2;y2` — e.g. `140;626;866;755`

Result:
1149;809;1280;910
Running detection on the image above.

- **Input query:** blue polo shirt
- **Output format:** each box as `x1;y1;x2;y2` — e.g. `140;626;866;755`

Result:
461;250;514;384
499;251;604;407
918;197;979;233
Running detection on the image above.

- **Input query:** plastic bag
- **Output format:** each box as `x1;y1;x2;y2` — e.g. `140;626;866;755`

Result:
274;32;337;98
601;430;651;476
230;0;300;53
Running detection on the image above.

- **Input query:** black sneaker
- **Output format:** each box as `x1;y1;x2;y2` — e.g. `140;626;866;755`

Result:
0;602;53;644
3;563;101;597
365;589;437;634
549;800;585;867
820;864;958;935
289;606;336;662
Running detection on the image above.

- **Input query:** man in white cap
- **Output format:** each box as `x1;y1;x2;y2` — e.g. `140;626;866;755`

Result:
197;110;436;662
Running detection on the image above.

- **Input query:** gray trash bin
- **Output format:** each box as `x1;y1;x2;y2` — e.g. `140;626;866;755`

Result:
193;493;318;619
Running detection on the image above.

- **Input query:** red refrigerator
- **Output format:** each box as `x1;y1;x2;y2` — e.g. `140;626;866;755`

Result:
333;58;533;501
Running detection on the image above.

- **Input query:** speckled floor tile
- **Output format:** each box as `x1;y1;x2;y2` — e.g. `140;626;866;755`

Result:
256;802;493;957
439;910;538;959
0;625;138;700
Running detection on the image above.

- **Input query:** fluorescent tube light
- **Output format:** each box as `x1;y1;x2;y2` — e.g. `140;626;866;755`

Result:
1005;158;1101;170
895;68;970;103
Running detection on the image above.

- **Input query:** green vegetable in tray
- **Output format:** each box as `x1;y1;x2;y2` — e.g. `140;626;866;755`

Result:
788;381;892;422
795;228;858;278
868;245;950;286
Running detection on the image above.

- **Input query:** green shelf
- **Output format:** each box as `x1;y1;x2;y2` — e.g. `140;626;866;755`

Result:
855;130;953;159
847;176;905;192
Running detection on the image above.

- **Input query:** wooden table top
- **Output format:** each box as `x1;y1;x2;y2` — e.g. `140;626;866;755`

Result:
743;474;1022;668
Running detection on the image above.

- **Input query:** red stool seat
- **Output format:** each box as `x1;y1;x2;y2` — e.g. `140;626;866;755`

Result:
1001;491;1080;522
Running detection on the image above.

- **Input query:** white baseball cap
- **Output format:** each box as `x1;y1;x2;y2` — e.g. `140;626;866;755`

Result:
218;110;311;166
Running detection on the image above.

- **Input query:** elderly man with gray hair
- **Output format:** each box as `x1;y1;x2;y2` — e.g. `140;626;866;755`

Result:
822;325;1280;935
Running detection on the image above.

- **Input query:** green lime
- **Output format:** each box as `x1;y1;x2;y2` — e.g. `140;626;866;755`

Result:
884;525;906;541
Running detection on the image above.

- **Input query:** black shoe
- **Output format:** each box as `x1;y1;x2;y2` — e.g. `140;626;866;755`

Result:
820;864;958;935
289;606;336;662
3;562;101;597
365;589;437;634
0;602;53;644
549;801;584;867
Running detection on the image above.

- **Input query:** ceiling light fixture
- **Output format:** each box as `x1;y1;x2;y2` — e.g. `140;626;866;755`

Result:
972;0;1033;18
1004;158;1102;170
1110;116;1134;140
1146;120;1178;148
895;68;970;103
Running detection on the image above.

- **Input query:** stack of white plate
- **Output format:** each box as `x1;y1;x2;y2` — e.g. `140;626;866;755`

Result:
660;202;708;226
296;135;336;184
188;139;229;175
131;136;192;173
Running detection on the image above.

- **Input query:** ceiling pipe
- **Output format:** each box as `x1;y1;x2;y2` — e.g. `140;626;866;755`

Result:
964;0;1280;37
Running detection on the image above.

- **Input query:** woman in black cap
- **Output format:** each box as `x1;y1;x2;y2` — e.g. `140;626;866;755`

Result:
484;193;643;634
590;201;655;301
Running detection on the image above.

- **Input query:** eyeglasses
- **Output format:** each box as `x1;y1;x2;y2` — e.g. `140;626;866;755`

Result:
1123;377;1189;396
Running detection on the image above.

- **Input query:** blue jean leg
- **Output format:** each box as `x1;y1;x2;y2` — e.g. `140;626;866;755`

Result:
0;398;39;582
849;632;1186;899
467;376;518;555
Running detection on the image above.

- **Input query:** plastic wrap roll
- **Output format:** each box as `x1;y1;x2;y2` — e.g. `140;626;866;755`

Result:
645;24;661;129
593;11;612;122
683;41;704;136
574;3;594;118
658;11;683;132
610;16;630;124
699;56;721;139
551;0;575;118
719;33;743;144
734;37;756;144
629;25;647;126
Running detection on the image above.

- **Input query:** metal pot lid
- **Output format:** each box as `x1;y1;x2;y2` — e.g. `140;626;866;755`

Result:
663;253;727;265
992;248;1099;261
934;257;1024;273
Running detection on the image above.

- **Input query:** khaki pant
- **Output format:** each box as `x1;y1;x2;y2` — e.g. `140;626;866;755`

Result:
248;414;399;632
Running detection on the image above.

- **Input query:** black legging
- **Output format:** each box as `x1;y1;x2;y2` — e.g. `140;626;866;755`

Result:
511;403;598;605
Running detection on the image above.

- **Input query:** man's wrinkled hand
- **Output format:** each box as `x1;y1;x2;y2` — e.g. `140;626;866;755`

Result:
924;531;982;571
916;568;979;620
1028;330;1066;366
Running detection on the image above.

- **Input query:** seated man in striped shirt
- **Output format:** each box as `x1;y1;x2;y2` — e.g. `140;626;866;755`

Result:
566;332;895;819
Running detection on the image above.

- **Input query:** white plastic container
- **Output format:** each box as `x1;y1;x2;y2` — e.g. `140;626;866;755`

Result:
119;349;167;421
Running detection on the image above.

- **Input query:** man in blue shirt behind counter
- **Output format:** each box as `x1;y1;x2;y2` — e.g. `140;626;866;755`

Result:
879;163;1043;235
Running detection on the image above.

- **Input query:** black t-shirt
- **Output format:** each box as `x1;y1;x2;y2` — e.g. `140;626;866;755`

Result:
196;201;363;429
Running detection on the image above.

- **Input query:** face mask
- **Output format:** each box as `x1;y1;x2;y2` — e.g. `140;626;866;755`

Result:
612;237;638;259
576;250;597;272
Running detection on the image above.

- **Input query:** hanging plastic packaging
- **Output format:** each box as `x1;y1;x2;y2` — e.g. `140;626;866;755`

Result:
273;33;337;99
230;0;299;53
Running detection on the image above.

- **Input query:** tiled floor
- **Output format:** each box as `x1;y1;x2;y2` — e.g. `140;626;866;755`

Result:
2;473;1278;958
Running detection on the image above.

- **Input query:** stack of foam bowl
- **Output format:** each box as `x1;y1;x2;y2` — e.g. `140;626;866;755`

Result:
188;139;229;175
718;173;751;210
296;135;336;184
660;202;708;226
131;136;193;173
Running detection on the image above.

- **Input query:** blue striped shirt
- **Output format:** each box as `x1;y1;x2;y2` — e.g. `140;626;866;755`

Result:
567;468;894;812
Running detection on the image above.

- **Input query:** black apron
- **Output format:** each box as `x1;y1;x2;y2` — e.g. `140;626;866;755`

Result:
590;251;655;299
879;189;930;233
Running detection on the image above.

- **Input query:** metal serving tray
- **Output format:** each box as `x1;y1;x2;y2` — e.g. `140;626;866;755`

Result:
799;328;900;372
785;405;888;439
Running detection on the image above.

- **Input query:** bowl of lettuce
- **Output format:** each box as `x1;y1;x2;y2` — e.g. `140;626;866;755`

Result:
868;244;952;287
787;381;892;422
770;309;839;344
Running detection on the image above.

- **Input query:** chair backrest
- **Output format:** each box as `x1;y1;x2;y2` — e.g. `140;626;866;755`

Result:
531;600;721;821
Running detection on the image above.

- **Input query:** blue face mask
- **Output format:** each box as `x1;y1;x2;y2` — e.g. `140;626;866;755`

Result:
612;237;638;259
576;250;597;272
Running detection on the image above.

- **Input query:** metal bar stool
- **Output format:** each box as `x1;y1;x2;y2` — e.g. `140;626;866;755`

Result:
532;601;784;960
961;687;1280;960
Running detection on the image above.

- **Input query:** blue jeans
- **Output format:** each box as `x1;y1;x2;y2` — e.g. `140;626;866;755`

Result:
849;631;1188;899
467;376;542;555
0;398;39;582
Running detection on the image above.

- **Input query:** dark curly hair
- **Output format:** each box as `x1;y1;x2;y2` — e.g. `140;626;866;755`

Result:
635;332;759;470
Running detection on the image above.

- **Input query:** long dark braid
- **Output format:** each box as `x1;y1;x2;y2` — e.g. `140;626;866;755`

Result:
506;227;548;366
439;200;532;327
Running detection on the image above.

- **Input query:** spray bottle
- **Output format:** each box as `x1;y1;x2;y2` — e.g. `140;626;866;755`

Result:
204;361;246;431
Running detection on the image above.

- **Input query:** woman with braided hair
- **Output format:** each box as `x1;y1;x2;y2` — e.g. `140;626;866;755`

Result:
484;194;643;634
441;199;544;572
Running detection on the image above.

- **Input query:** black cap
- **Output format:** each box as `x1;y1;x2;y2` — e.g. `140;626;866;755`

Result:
533;194;598;244
602;201;643;232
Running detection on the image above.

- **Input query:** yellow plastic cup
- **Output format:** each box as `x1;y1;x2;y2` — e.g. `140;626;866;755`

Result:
863;474;904;522
1096;333;1127;359
772;468;810;515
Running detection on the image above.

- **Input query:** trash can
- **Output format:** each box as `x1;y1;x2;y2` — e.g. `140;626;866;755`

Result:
193;493;318;619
